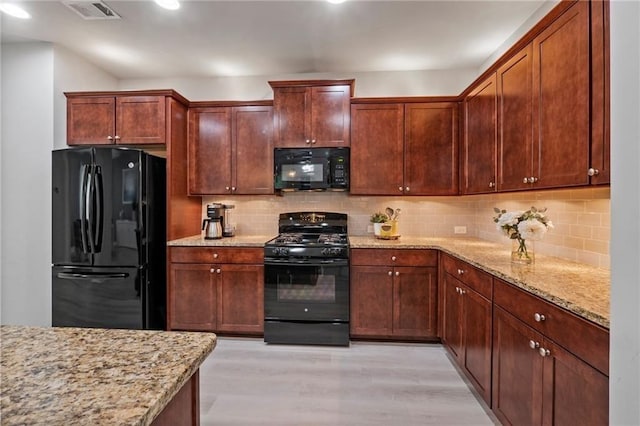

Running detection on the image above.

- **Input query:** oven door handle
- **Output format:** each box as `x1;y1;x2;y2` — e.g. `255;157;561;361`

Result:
264;258;348;266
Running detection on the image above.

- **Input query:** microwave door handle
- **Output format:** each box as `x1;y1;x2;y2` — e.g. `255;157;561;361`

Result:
79;164;90;254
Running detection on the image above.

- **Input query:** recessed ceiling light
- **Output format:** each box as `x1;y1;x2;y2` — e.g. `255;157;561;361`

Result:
327;0;346;4
0;3;31;19
154;0;179;11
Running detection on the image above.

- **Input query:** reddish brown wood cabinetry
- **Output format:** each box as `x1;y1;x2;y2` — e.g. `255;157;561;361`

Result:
188;105;273;195
350;101;458;195
270;80;353;147
350;249;437;340
440;254;493;404
66;94;168;145
168;247;264;334
463;74;498;194
492;279;609;426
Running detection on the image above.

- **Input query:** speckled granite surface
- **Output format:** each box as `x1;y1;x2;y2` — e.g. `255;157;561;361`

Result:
0;326;216;426
349;236;610;329
168;234;273;247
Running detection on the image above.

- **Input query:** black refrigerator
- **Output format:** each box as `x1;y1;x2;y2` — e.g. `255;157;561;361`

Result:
52;147;166;329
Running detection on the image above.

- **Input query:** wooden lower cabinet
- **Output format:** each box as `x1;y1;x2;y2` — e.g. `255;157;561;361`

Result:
168;247;264;334
152;371;200;426
441;273;492;403
492;306;608;426
350;249;438;340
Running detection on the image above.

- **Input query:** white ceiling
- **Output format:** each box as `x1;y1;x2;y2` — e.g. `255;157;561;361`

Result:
1;0;553;80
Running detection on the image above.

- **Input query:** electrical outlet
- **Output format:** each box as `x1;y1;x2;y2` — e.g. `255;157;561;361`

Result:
367;225;374;233
454;226;467;234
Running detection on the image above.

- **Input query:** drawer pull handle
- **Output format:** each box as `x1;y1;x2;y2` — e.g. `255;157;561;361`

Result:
391;256;397;261
534;313;546;322
213;253;219;259
539;347;551;357
529;340;540;349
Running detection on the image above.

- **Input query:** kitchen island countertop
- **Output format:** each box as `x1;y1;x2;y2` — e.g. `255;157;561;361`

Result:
0;326;216;426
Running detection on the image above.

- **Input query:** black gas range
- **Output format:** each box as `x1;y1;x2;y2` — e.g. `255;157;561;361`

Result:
264;212;349;346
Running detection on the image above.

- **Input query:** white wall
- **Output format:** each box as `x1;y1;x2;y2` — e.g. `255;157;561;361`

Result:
0;43;117;326
118;68;478;100
610;0;640;423
1;42;54;326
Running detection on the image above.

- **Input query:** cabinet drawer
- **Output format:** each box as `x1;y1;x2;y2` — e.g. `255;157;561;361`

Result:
494;279;609;375
170;247;263;264
441;254;492;300
350;249;437;267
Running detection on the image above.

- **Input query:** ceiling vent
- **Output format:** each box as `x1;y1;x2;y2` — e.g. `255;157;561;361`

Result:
63;1;121;20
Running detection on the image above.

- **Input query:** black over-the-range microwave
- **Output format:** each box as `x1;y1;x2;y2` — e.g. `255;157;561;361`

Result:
274;147;350;191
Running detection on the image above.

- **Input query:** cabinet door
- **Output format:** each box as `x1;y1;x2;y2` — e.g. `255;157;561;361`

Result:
541;337;609;426
462;287;492;404
67;97;115;145
498;45;534;191
188;107;232;194
217;264;264;334
273;87;308;147
231;106;274;194
492;307;543;426
405;103;458;195
393;266;437;338
310;85;351;147
169;263;216;331
350;103;404;195
350;265;393;337
116;96;166;145
441;274;463;360
464;74;497;194
532;0;590;188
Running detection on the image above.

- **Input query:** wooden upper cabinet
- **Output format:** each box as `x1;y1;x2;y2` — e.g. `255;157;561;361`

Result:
66;94;167;145
497;45;534;191
188;107;232;195
405;103;458;195
532;0;590;189
270;80;353;147
463;74;498;194
188;105;274;195
350;103;404;195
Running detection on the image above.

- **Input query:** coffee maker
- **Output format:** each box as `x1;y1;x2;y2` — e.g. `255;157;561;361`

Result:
202;203;224;239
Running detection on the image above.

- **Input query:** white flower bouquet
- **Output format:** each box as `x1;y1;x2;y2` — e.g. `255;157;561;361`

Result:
493;206;553;262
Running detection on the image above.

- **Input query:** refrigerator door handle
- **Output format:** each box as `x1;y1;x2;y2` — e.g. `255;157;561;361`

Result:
79;164;90;254
86;164;96;253
93;166;104;252
57;272;129;280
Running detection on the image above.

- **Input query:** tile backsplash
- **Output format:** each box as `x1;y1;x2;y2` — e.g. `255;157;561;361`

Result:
203;186;610;269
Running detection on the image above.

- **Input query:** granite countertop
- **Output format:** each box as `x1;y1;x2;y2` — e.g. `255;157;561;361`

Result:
349;236;610;329
168;234;274;247
0;326;216;426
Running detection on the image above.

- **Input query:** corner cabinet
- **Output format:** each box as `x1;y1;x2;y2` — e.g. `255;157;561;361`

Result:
187;103;274;195
492;278;609;426
65;91;187;146
168;247;264;335
350;101;458;195
269;80;354;147
350;249;438;340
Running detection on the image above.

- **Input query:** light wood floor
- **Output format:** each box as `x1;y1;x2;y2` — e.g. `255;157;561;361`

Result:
198;337;499;425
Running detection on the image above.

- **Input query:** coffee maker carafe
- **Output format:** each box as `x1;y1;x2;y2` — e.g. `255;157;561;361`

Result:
222;204;235;237
202;203;224;239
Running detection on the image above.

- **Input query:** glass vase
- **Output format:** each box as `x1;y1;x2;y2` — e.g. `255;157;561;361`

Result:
511;238;535;264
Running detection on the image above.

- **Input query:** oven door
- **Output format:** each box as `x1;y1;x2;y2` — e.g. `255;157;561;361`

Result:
264;258;349;322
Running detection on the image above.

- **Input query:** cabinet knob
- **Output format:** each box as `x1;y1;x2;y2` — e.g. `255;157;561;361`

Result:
225;186;230;191
457;269;464;275
213;253;219;259
114;135;121;141
216;268;221;274
529;340;540;349
405;186;410;192
534;313;546;322
107;135;113;141
305;139;311;144
311;139;316;144
391;256;397;261
395;271;400;277
588;168;600;177
398;186;403;192
388;271;393;276
460;288;465;295
231;187;236;191
210;268;215;273
539;347;551;357
488;182;495;188
531;176;538;183
523;177;529;184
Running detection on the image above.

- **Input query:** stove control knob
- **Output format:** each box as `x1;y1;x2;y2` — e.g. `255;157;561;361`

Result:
272;247;289;256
